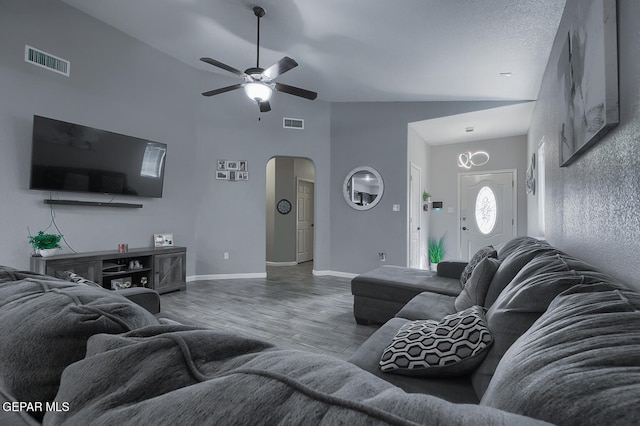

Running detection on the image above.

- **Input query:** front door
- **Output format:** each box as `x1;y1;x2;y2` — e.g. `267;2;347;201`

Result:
296;179;314;263
459;171;515;260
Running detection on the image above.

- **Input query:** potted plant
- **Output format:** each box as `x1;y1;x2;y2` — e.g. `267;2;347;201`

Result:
428;235;445;271
28;231;63;257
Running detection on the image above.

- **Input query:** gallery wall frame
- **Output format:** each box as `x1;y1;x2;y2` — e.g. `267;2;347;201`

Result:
558;0;619;167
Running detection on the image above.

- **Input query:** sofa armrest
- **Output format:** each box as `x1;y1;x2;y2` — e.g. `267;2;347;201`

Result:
437;261;468;279
118;287;161;315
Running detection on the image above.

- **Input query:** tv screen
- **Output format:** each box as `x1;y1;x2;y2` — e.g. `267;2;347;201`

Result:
30;115;167;198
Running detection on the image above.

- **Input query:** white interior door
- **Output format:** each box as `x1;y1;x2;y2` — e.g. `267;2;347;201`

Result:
459;171;515;260
296;179;314;263
409;163;422;268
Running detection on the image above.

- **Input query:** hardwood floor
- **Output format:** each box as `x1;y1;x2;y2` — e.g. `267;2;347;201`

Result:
159;262;378;360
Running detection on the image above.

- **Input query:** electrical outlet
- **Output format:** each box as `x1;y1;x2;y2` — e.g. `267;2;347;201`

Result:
223;252;229;260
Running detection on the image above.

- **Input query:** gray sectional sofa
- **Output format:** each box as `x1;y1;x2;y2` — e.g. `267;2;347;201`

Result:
1;236;639;425
349;236;640;425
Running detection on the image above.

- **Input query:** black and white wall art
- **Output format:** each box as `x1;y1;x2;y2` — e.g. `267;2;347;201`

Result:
558;0;619;166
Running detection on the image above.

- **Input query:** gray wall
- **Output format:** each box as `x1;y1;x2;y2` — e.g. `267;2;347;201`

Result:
0;0;198;273
193;70;331;276
527;0;640;288
429;135;528;261
407;126;431;269
330;101;526;274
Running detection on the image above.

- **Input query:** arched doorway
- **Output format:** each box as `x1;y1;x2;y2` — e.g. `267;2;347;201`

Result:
265;157;316;268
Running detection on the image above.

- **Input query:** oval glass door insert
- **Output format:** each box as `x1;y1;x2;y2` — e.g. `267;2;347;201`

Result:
475;186;497;234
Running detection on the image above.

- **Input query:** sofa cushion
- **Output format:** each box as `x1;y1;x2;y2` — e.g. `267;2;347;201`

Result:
481;284;640;425
483;243;557;308
46;324;548;426
0;271;158;421
460;246;497;288
455;257;500;312
380;306;492;377
470;253;607;397
395;291;456;321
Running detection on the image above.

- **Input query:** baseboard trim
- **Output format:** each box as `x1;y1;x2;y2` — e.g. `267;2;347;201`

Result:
265;261;298;267
187;272;267;282
312;270;358;279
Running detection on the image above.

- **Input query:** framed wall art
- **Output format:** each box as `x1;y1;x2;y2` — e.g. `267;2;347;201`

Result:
558;0;619;166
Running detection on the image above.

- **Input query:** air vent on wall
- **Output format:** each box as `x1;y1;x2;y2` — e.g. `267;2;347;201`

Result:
25;45;70;76
283;117;304;129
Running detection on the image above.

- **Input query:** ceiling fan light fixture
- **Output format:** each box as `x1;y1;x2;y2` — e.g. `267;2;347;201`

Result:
244;82;272;102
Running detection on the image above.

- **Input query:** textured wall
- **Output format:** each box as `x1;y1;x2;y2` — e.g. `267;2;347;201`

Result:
528;0;640;288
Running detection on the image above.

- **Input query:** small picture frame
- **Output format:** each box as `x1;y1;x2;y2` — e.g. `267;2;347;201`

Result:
226;161;239;170
216;170;229;180
239;161;248;171
229;171;237;181
154;233;174;247
217;160;227;170
237;171;249;181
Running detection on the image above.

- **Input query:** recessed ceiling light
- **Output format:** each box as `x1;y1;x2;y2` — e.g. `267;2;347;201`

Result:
500;72;512;78
465;127;474;133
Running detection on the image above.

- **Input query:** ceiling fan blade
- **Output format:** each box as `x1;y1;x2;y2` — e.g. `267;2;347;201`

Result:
201;84;244;97
200;57;248;78
274;83;318;100
262;57;298;80
258;100;271;112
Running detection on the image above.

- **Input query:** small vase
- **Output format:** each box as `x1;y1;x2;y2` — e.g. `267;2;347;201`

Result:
39;248;60;257
430;262;439;272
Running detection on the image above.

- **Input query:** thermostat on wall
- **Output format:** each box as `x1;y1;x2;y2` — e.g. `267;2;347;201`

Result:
432;201;443;210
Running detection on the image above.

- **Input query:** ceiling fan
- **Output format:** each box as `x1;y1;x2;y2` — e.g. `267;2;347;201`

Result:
200;6;317;112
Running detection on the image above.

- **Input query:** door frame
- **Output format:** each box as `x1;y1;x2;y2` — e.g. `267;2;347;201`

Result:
457;168;517;259
408;162;423;269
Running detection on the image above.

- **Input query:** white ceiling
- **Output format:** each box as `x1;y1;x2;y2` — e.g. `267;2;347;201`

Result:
60;0;567;143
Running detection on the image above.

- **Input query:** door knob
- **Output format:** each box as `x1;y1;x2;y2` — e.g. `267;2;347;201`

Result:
462;226;468;231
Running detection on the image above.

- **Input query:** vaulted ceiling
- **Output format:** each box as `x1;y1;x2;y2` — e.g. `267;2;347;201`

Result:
60;0;567;143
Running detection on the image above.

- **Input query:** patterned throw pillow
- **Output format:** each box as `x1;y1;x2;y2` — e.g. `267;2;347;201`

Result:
460;246;497;288
379;306;493;377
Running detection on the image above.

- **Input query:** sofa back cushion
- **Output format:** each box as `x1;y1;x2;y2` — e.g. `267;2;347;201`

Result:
471;263;591;396
483;243;557;309
481;284;640;425
0;269;158;421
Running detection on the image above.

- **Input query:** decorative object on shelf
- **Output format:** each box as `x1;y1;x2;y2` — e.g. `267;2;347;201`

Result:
217;160;249;181
457;151;490;169
526;153;536;195
154;234;174;248
129;260;143;270
117;243;129;253
28;231;62;257
423;191;431;211
276;199;292;215
140;276;148;287
343;166;384;211
110;276;132;290
428;235;446;271
559;0;619;166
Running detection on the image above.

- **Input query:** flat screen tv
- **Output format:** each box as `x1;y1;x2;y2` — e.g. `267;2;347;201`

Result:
30;115;167;198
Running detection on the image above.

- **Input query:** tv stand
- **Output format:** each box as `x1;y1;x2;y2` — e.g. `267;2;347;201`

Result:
30;246;186;294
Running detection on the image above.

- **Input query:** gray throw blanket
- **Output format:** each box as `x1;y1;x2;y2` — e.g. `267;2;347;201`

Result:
44;324;550;425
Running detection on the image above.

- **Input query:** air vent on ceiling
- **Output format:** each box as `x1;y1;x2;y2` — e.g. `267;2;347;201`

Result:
25;45;70;77
283;117;304;130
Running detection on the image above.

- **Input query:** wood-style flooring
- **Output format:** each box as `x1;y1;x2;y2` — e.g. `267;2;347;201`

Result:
159;262;378;360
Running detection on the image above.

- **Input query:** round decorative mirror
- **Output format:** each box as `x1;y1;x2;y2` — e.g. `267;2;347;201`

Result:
343;166;384;210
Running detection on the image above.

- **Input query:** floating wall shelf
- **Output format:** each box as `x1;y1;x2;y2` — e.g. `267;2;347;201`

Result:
44;199;143;208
